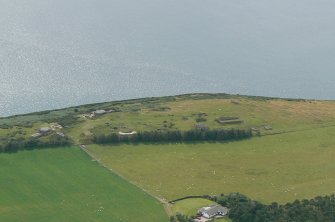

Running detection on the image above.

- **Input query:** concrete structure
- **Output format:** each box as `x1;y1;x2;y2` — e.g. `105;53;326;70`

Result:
118;131;137;136
93;110;106;115
50;123;63;130
56;132;65;137
38;127;52;135
195;123;209;131
31;133;42;138
32;127;53;138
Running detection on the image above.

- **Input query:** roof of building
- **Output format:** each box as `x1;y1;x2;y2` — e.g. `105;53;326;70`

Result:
93;110;106;115
39;127;52;132
199;205;228;216
31;133;42;137
195;123;208;128
56;132;65;137
118;131;137;135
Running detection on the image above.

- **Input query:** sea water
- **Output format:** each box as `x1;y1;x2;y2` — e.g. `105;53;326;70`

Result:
1;0;334;116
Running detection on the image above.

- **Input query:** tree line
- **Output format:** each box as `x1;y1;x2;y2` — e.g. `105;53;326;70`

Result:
215;193;335;222
92;128;253;144
170;193;335;222
0;134;71;153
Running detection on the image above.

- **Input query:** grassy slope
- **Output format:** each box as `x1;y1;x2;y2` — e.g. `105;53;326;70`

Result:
3;94;335;145
68;97;335;143
88;126;335;204
0;148;168;222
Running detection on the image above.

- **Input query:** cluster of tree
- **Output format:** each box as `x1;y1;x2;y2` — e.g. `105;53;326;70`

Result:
170;214;194;222
45;114;81;127
0;134;71;153
92;128;252;144
216;193;335;222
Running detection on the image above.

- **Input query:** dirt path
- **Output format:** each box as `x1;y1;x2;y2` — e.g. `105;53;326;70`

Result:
78;145;173;216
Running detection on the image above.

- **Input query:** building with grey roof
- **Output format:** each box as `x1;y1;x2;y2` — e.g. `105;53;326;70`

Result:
93;110;106;115
38;127;52;135
195;123;209;131
198;205;229;219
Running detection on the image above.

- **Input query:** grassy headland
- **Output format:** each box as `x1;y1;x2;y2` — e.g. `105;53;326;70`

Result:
2;93;335;152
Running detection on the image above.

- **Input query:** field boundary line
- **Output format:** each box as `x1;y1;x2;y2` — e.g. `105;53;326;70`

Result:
261;124;335;137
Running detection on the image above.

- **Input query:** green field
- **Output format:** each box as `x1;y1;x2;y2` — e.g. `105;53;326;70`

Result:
0;148;168;222
87;125;335;204
172;198;216;216
2;94;335;220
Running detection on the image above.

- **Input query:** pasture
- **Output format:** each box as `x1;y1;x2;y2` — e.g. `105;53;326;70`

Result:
0;147;168;222
68;96;335;144
172;198;215;216
87;125;335;204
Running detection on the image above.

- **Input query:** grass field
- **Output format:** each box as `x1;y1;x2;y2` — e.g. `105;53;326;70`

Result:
87;125;335;204
2;94;335;220
67;96;335;144
0;148;168;222
172;198;216;216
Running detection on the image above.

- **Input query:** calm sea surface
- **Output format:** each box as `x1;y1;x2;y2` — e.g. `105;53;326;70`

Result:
1;0;335;117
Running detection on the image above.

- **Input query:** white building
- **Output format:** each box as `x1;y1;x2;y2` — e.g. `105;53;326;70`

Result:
93;110;106;115
198;205;229;219
38;127;52;135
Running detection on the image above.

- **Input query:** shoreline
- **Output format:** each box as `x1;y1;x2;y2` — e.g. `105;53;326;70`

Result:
1;92;331;119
